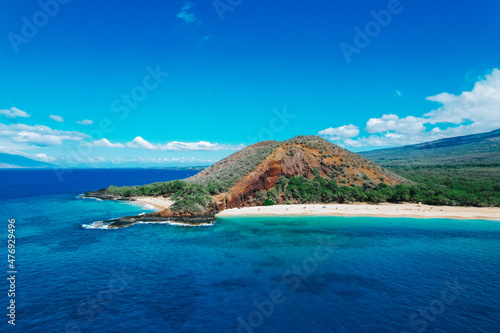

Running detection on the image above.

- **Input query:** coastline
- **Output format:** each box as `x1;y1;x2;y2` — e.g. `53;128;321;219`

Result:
216;203;500;220
83;190;499;224
133;196;174;211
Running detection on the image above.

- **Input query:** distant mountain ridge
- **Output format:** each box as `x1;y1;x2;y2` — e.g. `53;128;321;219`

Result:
360;129;500;166
0;153;54;168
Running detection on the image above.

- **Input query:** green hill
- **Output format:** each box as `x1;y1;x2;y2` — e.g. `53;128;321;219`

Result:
359;129;500;166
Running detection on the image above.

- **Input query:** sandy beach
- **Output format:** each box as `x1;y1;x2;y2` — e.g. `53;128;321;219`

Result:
216;203;500;220
134;196;174;210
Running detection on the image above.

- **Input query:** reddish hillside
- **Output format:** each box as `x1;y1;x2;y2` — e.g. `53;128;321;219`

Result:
189;136;409;210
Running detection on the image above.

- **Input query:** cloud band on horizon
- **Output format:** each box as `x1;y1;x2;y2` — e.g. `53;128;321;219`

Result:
319;68;500;148
83;136;245;151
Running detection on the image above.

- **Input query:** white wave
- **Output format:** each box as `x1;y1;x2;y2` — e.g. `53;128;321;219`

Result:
135;221;213;227
82;219;213;230
77;195;103;201
82;221;110;229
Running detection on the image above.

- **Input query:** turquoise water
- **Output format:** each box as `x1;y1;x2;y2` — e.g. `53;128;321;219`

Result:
1;170;499;332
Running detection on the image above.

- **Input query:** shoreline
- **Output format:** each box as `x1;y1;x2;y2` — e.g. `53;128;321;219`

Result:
133;196;174;211
216;203;500;220
83;192;500;223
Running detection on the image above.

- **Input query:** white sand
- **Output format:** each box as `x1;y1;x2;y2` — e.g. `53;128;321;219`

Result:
216;203;500;220
133;197;174;210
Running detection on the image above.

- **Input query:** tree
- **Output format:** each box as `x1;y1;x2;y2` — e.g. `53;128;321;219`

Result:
390;184;411;203
368;191;385;204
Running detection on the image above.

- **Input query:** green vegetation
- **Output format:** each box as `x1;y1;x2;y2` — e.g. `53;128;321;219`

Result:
107;180;217;213
387;165;500;207
103;133;500;210
263;199;274;206
105;164;500;210
252;167;499;207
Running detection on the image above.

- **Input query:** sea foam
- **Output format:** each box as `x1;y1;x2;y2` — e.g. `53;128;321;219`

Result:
82;221;110;229
135;221;214;227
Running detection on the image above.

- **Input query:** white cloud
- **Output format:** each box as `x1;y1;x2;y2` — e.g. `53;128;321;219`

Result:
82;138;124;148
177;3;200;24
59;154;216;166
0;146;56;164
157;140;245;151
424;68;500;128
49;114;64;122
143;157;215;164
77;119;93;125
365;114;426;134
82;136;245;151
86;156;106;163
60;156;107;164
320;68;500;148
318;125;359;140
125;136;157;150
199;35;214;45
342;125;482;148
0;107;31;119
0;123;88;146
32;153;56;163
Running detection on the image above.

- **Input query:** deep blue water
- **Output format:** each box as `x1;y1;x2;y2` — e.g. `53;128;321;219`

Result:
1;169;499;333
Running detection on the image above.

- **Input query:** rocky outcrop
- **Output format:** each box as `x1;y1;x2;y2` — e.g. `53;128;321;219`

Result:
104;211;216;228
83;191;217;228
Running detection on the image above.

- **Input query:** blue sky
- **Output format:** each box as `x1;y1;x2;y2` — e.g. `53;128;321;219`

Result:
1;0;500;167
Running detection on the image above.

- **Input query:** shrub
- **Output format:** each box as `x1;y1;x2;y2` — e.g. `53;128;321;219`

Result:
263;199;274;206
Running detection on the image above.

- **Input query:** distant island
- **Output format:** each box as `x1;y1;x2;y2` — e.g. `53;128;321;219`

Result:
85;134;500;227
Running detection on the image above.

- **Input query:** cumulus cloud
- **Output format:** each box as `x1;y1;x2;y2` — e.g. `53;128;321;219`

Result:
60;155;107;164
85;156;106;163
177;3;200;24
424;68;500;128
0;107;31;119
140;157;216;164
77;119;93;125
82;136;245;151
126;136;157;150
365;114;426;134
320;68;500;148
341;125;479;148
82;138;124;148
0;123;88;146
318;125;359;140
49;114;64;122
31;153;56;163
63;156;215;165
157;140;245;151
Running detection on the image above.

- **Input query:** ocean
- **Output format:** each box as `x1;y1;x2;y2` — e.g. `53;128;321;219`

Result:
1;169;499;332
